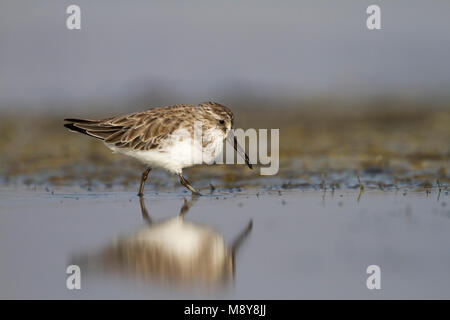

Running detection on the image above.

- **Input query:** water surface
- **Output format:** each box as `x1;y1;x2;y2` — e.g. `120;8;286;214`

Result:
0;187;448;299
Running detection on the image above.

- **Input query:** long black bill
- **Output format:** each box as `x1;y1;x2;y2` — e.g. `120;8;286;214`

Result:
227;130;253;169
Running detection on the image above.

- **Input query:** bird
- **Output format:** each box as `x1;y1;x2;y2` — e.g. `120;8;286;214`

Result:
64;101;252;196
70;196;253;285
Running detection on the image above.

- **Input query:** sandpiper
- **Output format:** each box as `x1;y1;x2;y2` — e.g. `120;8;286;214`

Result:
64;101;252;195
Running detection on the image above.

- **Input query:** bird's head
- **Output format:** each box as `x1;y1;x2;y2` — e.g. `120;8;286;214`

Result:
199;101;252;169
199;101;234;132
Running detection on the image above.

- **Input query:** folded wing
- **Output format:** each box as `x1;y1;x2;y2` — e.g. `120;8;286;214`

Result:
64;110;181;151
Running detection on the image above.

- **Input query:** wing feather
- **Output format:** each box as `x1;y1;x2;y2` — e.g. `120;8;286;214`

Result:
64;104;199;151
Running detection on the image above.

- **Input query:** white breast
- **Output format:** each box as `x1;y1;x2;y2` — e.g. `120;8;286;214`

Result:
105;127;225;173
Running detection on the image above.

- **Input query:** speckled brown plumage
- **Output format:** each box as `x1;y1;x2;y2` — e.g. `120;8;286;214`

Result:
64;101;234;151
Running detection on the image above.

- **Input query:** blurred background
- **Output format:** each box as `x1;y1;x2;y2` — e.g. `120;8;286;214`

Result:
0;0;449;191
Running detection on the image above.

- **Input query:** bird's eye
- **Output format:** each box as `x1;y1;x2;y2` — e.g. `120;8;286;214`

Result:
219;120;225;124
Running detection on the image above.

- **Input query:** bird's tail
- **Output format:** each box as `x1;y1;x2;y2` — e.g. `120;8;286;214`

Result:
63;118;120;140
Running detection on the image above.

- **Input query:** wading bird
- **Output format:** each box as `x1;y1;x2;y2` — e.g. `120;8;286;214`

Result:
64;102;252;195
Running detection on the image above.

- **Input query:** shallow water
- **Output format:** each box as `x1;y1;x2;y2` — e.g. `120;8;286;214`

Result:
0;187;448;299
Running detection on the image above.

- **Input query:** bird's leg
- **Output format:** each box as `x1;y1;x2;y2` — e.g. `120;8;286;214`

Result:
138;167;152;196
178;173;201;196
179;195;200;219
138;195;152;225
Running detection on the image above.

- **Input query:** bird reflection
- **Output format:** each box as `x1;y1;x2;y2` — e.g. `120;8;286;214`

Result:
72;196;252;287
